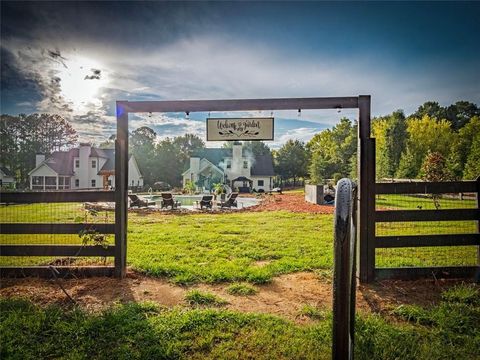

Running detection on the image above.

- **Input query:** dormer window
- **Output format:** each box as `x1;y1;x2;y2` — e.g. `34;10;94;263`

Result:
243;160;248;169
91;160;96;168
75;159;80;168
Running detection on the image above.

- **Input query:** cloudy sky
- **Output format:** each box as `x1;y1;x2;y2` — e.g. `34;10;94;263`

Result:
1;1;479;147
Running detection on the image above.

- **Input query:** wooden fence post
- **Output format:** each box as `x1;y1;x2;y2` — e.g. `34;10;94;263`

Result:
115;102;128;278
358;95;375;283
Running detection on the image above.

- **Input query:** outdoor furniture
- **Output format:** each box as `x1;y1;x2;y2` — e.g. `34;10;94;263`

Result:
220;192;238;208
128;194;155;208
198;195;213;210
161;193;180;209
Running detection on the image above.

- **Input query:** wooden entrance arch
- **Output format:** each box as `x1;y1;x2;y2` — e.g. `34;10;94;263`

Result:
115;96;375;280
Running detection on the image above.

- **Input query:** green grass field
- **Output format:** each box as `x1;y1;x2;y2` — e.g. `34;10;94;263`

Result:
1;284;479;360
1;194;478;275
1;198;479;359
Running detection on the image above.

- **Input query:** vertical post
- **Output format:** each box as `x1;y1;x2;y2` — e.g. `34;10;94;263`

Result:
115;102;128;278
357;95;375;283
333;178;357;360
476;176;480;281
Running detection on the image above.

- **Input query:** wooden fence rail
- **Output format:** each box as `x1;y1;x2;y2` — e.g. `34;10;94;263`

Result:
371;179;480;282
0;190;118;278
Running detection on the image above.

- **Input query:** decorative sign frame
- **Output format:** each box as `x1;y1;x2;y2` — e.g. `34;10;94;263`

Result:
206;117;274;141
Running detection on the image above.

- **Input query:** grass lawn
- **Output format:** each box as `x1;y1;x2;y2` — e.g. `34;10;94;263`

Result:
127;211;332;284
1;284;479;360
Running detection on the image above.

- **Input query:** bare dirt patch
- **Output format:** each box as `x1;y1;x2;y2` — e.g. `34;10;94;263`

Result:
248;193;334;214
0;270;467;323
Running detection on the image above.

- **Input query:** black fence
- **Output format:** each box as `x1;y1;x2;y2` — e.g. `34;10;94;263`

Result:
372;179;479;281
0;191;122;277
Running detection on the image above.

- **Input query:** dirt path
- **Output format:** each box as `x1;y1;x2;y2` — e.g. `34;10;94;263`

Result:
0;271;462;323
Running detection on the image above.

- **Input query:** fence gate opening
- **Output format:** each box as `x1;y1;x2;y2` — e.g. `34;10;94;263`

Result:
113;96;373;279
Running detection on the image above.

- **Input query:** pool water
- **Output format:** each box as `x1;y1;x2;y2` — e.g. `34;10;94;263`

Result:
142;194;259;209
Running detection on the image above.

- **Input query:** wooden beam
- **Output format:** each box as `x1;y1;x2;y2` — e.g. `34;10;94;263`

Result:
115;104;128;279
0;191;115;204
0;245;115;257
357;92;375;284
357;95;374;283
375;266;477;281
376;181;477;195
0;266;115;278
376;234;480;248
0;223;115;234
375;208;479;222
118;97;360;114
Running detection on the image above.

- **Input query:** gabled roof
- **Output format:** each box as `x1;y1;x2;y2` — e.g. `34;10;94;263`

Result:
0;166;14;177
96;149;115;174
190;147;275;176
29;147;136;176
191;148;232;166
43;149;76;175
251;154;275;176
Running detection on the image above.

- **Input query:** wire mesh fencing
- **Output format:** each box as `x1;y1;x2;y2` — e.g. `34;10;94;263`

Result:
374;189;478;269
0;192;116;268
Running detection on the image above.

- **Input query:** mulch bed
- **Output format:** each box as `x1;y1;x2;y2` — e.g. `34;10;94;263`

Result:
247;193;334;214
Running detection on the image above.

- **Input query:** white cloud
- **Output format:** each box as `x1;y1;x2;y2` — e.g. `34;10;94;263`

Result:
3;34;479;146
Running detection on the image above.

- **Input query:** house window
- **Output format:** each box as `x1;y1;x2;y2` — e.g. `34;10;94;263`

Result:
64;177;70;189
258;180;264;186
243;160;248;169
91;160;96;168
91;179;96;187
226;160;231;169
75;179;79;187
45;176;57;189
75;159;80;168
32;176;44;189
108;179;112;186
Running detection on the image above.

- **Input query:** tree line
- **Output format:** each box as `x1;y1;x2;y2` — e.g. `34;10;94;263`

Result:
0;114;77;185
303;100;480;184
1;100;478;189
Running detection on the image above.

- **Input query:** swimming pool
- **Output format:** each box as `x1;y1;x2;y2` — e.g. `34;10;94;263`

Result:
142;194;259;209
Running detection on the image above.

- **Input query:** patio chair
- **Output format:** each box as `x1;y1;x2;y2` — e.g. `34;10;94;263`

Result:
161;193;180;209
199;195;213;210
220;192;238;208
129;194;155;208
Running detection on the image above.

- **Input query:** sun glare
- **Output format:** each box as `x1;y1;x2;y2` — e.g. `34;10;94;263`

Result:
56;56;108;112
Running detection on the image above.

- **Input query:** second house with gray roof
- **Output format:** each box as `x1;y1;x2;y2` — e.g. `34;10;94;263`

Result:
182;142;275;192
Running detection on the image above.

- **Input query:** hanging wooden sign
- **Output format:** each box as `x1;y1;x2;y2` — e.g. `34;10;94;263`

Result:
206;117;274;141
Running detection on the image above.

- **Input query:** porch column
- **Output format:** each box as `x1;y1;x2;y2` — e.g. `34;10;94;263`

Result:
43;176;45;190
56;175;59;190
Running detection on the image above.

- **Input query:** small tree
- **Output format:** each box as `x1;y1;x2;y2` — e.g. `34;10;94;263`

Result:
420;152;452;209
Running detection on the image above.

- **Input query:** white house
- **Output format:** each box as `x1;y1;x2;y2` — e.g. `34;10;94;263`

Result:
0;166;16;188
28;143;143;190
182;142;275;192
